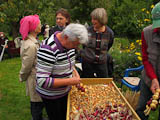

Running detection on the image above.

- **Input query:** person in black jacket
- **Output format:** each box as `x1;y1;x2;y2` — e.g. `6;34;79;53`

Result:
49;8;70;37
0;32;11;59
40;24;50;39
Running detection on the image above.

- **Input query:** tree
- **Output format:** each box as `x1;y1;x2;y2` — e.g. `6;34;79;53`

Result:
0;0;57;39
0;0;110;38
68;0;109;24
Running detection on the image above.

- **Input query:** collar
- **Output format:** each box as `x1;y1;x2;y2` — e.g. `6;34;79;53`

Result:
27;34;39;44
92;25;107;33
54;31;66;52
57;25;65;31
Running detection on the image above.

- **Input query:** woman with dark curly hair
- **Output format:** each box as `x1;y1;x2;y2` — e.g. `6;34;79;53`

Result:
49;8;71;37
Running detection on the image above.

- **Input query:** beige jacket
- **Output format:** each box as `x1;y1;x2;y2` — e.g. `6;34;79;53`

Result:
19;34;42;102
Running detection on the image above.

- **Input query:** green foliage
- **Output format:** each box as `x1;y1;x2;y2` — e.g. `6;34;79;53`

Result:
69;0;109;24
108;0;155;38
109;38;142;80
0;0;110;38
0;0;159;40
0;0;58;38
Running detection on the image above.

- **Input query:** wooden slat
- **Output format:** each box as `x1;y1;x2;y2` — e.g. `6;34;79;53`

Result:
81;78;113;85
66;92;71;120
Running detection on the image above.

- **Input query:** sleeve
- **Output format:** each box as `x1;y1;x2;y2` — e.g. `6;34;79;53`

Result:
108;30;114;51
19;45;36;81
49;27;53;37
49;27;56;37
141;31;157;80
36;45;55;89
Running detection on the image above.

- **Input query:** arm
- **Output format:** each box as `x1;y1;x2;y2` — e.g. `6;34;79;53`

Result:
72;67;80;78
49;26;58;37
141;31;157;80
19;45;36;81
36;46;80;89
54;67;80;87
108;30;114;51
49;28;53;37
141;31;159;93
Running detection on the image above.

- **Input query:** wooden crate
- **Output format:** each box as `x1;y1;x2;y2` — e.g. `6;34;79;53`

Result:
66;78;141;120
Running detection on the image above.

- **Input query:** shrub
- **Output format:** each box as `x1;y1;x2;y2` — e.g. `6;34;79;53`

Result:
108;0;155;39
109;38;142;81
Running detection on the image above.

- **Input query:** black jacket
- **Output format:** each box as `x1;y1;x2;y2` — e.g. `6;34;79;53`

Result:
49;25;64;37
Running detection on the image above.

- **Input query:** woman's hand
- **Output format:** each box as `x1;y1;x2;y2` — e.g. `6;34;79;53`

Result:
70;67;81;85
53;67;81;87
150;78;160;94
72;67;80;78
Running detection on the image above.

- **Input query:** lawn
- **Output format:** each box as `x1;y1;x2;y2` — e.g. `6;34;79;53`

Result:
0;57;31;120
0;57;158;120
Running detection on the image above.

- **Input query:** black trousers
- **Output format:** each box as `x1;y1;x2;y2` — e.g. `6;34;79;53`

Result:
81;61;108;78
31;102;44;120
42;95;68;120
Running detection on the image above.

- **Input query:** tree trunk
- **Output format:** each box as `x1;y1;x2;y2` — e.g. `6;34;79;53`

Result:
12;22;19;39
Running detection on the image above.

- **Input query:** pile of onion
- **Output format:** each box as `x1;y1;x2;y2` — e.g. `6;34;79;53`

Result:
144;88;160;116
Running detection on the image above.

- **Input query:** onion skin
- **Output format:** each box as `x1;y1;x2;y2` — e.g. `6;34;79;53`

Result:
156;89;160;93
144;88;160;115
150;103;156;110
153;94;159;100
152;100;158;105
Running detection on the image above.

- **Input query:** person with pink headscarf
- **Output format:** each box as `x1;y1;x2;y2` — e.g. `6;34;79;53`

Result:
19;15;47;120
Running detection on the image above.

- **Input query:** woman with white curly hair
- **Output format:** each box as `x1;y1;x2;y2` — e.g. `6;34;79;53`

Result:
36;23;88;120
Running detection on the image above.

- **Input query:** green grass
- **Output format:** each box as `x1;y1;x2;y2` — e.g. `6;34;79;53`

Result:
0;57;159;120
0;57;31;120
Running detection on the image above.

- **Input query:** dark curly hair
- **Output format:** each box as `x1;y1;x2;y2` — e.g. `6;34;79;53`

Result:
56;8;71;25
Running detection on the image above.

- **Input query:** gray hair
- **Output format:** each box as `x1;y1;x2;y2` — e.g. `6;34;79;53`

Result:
61;23;88;44
90;8;108;25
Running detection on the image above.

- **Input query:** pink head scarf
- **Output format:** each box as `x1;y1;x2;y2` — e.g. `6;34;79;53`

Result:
19;14;40;40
